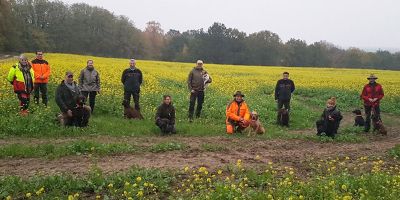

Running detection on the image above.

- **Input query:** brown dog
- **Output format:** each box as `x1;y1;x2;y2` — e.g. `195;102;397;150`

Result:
371;107;387;135
123;104;144;120
245;111;265;136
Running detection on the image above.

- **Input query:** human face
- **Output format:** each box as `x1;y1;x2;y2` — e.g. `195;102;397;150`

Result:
196;62;203;68
129;60;136;67
283;73;289;80
368;78;376;84
87;60;94;68
65;74;74;84
19;57;28;66
36;52;43;60
163;96;171;105
235;95;243;102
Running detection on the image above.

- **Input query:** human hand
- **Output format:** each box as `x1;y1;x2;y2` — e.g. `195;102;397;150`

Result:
191;90;195;93
67;110;73;117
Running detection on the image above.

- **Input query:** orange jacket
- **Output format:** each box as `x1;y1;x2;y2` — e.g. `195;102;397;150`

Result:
31;59;51;83
226;100;250;122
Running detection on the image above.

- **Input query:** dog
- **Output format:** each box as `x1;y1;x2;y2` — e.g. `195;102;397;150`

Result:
72;95;91;127
371;107;387;135
277;108;289;127
352;109;365;127
123;103;144;120
245;111;265;136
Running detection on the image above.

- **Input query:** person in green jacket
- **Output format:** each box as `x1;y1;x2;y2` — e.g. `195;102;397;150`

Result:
7;54;34;115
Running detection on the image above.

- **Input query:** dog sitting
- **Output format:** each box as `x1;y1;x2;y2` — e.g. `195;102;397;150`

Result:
72;95;91;127
371;109;387;135
123;103;144;120
352;109;365;127
277;108;289;127
245;111;265;136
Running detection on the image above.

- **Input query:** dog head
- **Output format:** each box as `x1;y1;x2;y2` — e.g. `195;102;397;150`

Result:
352;109;362;115
76;95;86;107
250;111;259;121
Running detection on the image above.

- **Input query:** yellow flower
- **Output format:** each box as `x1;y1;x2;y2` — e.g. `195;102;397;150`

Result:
217;169;223;175
137;190;144;197
255;155;260;160
184;166;189;172
136;176;142;182
26;193;32;198
68;195;74;200
341;184;348;191
125;181;130;186
96;195;101;199
108;183;113;188
6;196;12;200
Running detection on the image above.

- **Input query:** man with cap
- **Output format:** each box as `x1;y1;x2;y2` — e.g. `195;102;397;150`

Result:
55;71;91;127
225;91;251;134
361;74;384;132
7;54;34;116
121;59;143;111
187;60;212;122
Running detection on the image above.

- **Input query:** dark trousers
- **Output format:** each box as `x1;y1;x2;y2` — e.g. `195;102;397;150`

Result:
316;119;338;138
34;83;48;105
189;91;205;119
17;92;30;110
156;118;176;134
277;99;290;110
364;105;381;132
81;91;97;113
123;91;140;110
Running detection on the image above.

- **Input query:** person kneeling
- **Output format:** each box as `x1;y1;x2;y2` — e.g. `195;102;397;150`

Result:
56;71;91;127
226;91;251;134
316;97;342;138
155;95;176;135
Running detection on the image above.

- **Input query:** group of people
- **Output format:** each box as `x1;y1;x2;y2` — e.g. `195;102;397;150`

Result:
6;52;384;136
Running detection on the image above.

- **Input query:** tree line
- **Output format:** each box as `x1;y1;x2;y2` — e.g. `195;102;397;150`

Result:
1;0;400;69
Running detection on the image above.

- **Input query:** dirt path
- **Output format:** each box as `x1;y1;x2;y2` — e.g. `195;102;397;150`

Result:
1;112;399;177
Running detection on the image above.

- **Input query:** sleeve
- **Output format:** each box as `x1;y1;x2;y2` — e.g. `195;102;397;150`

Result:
155;106;161;121
171;106;176;124
274;81;279;100
121;69;126;84
291;80;295;93
377;85;384;100
243;104;251;121
138;69;143;85
55;86;68;113
7;66;16;83
96;71;100;89
187;71;193;91
226;102;240;121
361;85;369;102
30;68;35;83
44;62;51;78
79;70;84;87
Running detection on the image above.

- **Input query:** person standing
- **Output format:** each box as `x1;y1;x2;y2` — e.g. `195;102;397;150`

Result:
361;74;384;132
79;59;100;113
155;95;176;135
31;51;51;106
187;60;212;122
274;72;295;123
7;54;34;115
121;59;143;111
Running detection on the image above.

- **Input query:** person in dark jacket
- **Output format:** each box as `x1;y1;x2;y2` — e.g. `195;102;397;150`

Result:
187;60;212;122
275;72;295;110
79;59;100;113
56;71;91;127
316;97;342;138
121;59;143;111
360;74;384;132
155;95;176;134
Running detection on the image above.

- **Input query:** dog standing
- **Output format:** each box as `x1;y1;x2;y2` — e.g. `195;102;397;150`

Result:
277;108;289;127
123;103;144;120
245;111;265;136
352;109;365;127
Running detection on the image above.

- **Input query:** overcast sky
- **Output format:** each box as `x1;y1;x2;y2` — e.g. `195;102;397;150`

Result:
62;0;400;52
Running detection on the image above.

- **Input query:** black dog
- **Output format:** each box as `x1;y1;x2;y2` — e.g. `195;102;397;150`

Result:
352;109;365;127
371;107;387;135
72;95;90;127
277;109;289;127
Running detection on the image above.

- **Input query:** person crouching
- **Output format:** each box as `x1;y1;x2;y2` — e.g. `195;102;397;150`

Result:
155;95;176;135
316;97;343;138
226;91;251;134
55;71;91;127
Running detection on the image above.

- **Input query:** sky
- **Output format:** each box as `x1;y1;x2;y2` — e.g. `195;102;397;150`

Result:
62;0;400;52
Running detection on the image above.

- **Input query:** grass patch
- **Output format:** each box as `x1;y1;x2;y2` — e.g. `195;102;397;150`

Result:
201;143;227;152
149;142;188;153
